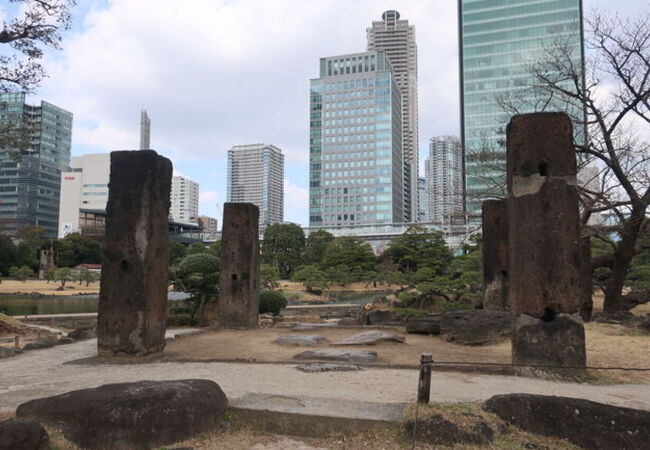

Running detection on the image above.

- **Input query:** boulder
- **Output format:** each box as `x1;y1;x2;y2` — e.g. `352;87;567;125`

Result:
296;363;363;373
404;413;494;446
55;337;74;345
67;327;96;341
16;379;228;450
332;330;405;346
273;335;326;347
439;310;510;345
23;342;53;351
337;317;360;326
291;322;339;331
512;313;586;377
483;394;650;450
0;418;50;450
405;317;441;335
0;346;18;358
292;349;377;363
357;309;402;325
640;315;650;332
592;311;641;327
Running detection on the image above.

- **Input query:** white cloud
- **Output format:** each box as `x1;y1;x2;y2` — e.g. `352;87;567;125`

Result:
284;178;308;208
199;190;219;204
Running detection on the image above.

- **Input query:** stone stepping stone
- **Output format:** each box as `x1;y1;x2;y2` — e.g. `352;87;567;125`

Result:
273;335;327;347
291;322;340;331
296;363;363;373
332;330;405;346
292;348;378;363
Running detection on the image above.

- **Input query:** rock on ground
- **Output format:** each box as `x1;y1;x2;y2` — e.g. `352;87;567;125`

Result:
404;413;494;446
67;327;96;341
273;335;326;347
405;317;441;335
332;330;405;346
439;310;510;345
16;379;228;450
0;346;19;358
0;418;50;450
357;309;402;325
295;363;363;373
483;393;650;450
292;349;378;363
291;323;340;331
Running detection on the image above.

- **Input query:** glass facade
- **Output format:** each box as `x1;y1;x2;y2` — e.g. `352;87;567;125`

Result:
459;0;584;215
309;51;403;228
0;93;73;237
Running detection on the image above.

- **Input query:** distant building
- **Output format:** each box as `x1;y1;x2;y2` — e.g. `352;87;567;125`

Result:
58;154;110;237
417;177;427;222
140;110;150;150
170;175;199;225
425;136;463;224
309;51;403;228
367;10;419;223
198;215;219;234
227;143;284;228
459;0;584;216
0;92;73;237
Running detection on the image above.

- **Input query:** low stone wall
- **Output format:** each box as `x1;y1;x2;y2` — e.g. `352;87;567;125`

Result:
17;314;97;330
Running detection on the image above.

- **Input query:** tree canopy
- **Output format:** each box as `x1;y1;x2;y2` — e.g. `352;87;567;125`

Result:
261;223;305;279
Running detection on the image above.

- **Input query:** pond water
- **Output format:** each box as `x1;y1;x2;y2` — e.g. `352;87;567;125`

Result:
292;290;393;306
0;292;191;316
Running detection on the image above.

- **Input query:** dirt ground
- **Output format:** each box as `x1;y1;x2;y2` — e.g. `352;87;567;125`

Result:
166;317;650;383
0;279;100;296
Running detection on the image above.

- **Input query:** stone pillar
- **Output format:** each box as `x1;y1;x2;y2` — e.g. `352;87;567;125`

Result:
97;150;172;357
482;199;509;310
217;203;260;329
506;113;586;377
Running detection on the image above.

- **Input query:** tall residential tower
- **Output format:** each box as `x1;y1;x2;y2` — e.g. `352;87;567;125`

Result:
459;0;584;216
170;175;199;225
367;10;418;222
425;136;463;224
140;110;150;150
227;143;284;228
309;51;403;228
0;92;72;237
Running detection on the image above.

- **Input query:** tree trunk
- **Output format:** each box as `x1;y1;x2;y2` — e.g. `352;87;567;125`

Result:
603;207;645;313
579;236;593;321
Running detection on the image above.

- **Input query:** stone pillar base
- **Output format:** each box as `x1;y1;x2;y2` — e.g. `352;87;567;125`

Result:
512;313;586;378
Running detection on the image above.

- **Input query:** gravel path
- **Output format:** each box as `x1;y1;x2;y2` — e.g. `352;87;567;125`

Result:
2;331;650;413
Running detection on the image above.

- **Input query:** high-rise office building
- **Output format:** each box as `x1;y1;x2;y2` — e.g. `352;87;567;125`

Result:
140;110;151;150
459;0;584;215
170;175;199;225
309;51;403;228
417;177;427;222
367;10;419;222
58;153;110;237
0;92;72;237
227;144;284;227
425;136;463;224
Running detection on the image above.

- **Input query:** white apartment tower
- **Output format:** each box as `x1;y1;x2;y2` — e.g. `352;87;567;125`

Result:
425;136;463;224
227;144;284;227
367;10;419;222
170;176;199;224
58;153;110;237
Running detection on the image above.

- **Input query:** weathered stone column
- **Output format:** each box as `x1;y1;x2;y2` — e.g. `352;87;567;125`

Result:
217;203;260;329
482;199;509;310
97;150;172;357
506;113;586;377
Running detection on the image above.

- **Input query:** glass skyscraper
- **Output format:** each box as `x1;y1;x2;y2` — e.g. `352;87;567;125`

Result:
309;51;403;228
0;92;73;237
459;0;584;215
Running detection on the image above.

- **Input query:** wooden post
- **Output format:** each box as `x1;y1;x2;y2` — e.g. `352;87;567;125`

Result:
14;335;20;348
417;353;433;404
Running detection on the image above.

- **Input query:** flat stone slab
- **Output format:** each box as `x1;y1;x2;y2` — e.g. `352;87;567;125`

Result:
273;335;326;347
231;393;405;437
296;363;363;373
332;330;405;346
292;349;378;363
291;323;340;331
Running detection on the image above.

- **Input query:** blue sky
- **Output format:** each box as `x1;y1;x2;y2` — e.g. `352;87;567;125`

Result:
4;0;644;226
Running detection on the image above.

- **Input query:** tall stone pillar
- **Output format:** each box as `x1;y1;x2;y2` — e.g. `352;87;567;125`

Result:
482;199;509;310
506;113;586;377
97;150;172;357
217;203;260;329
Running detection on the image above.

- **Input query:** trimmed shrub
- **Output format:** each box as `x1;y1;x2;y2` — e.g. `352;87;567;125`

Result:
259;290;288;316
